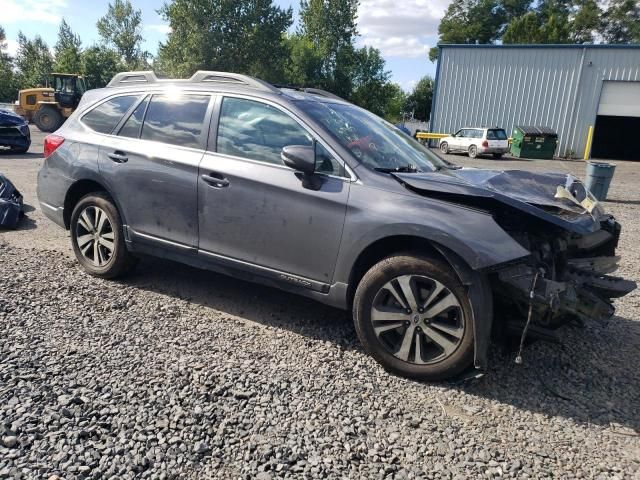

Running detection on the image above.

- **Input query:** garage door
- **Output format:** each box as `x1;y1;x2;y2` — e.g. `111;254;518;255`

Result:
598;81;640;117
592;81;640;161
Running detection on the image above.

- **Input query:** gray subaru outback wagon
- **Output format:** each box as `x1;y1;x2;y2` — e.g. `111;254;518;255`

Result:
37;71;635;380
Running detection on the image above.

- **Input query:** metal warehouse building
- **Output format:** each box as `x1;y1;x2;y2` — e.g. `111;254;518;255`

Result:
430;45;640;160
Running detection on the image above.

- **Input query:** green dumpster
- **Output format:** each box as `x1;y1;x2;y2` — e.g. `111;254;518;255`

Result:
510;126;558;159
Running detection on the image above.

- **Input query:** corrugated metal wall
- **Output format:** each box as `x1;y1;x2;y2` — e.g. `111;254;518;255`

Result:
431;46;640;158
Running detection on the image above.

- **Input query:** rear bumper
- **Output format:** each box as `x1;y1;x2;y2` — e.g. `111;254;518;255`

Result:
479;146;509;154
39;200;66;228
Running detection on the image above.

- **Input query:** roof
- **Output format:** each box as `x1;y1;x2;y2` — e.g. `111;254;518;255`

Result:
438;43;640;50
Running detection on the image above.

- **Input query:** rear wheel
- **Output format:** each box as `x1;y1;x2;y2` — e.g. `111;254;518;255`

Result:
468;145;478;158
70;192;137;279
492;153;503;159
439;142;449;154
353;255;475;381
34;106;63;133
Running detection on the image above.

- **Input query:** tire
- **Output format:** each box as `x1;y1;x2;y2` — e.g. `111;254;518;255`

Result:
492;153;503;159
34;106;63;133
439;142;449;154
353;254;475;381
468;145;478;158
70;192;137;279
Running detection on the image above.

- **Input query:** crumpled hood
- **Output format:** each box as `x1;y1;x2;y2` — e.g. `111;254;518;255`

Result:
394;168;605;233
0;109;27;127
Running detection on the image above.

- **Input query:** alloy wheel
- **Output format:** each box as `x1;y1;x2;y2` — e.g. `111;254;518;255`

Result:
75;206;115;267
370;275;465;364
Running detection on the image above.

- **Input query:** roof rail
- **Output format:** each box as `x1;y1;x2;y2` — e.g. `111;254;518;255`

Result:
107;71;159;87
273;84;346;101
302;88;345;101
107;70;278;93
188;71;278;93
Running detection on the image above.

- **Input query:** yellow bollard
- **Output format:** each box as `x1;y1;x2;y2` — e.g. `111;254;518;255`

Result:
584;125;594;160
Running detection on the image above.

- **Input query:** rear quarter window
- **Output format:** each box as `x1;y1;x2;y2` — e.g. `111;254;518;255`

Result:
82;95;139;134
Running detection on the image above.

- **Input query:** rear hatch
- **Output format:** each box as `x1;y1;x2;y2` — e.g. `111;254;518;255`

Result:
486;128;509;149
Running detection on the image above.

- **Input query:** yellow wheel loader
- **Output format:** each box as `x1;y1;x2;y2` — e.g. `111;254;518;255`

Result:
15;74;87;132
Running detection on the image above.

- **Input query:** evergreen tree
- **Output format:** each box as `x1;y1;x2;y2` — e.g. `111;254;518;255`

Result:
54;19;83;74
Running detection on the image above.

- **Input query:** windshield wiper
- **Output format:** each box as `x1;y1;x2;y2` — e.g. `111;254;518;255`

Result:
374;164;421;173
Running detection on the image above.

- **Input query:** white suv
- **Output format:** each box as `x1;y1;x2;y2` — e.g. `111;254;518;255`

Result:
439;127;509;159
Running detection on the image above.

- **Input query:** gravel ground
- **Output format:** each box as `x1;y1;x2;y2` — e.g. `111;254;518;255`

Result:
0;129;639;479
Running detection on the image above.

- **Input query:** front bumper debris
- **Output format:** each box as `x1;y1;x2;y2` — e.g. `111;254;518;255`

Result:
495;220;636;336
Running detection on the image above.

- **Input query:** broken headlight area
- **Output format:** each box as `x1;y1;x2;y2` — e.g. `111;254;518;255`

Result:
493;218;636;343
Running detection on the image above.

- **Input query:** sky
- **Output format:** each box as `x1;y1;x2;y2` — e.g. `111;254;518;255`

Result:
2;0;449;91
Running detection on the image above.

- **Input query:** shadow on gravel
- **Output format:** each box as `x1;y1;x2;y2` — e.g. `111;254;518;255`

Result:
450;316;640;433
122;256;639;433
606;199;640;206
0;151;42;160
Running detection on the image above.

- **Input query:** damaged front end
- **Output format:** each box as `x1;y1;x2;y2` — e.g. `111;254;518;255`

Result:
0;173;24;229
393;167;637;353
496;217;636;342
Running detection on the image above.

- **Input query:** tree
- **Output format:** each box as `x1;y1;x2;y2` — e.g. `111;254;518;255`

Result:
283;34;324;86
14;32;54;88
429;0;516;61
405;76;434;122
0;25;17;102
298;0;360;95
570;0;602;43
157;0;292;82
82;45;124;88
383;84;407;123
54;19;83;74
602;0;640;43
350;47;393;116
97;0;147;68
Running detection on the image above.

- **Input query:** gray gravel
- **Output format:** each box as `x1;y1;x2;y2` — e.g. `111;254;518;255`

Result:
1;131;639;478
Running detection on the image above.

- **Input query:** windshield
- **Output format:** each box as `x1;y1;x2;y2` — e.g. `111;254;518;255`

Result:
296;100;450;172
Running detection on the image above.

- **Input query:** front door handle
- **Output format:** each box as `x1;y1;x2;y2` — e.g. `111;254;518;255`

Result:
107;151;128;163
201;173;230;188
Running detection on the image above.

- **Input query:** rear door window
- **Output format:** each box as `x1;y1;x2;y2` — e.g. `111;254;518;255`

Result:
141;94;211;149
487;129;508;140
82;95;139;134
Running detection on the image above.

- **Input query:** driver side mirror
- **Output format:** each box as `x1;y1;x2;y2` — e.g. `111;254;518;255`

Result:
281;145;315;175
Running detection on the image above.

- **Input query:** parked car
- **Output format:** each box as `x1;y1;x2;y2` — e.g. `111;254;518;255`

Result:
439;127;509;159
0;108;31;153
37;71;636;381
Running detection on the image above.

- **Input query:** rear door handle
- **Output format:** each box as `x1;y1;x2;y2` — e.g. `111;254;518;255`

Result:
107;151;128;163
201;173;230;188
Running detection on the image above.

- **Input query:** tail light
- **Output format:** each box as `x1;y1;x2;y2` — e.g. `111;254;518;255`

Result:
482;140;489;148
44;134;65;158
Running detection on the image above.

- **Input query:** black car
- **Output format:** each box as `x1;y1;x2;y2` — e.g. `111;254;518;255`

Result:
0;108;31;153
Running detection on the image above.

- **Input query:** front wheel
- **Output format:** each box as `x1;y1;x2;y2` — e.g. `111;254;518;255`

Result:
439;142;449;154
70;192;137;279
353;255;474;381
468;145;478;158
